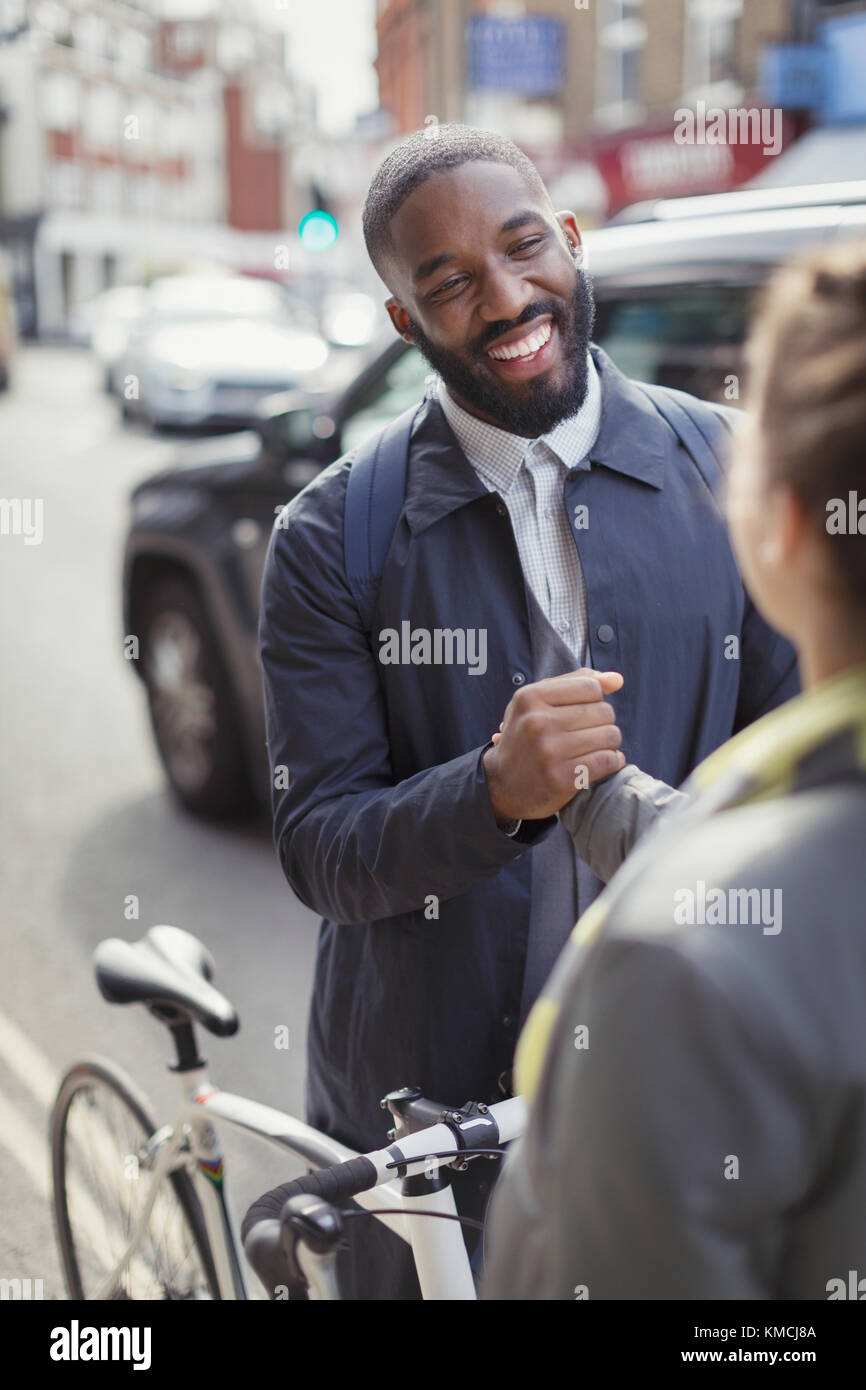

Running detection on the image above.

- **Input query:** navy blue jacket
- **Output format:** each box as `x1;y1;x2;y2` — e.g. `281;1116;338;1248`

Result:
259;344;799;1151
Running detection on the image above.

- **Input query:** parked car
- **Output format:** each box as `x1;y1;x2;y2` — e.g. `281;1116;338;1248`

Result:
319;288;379;347
69;284;149;390
122;182;866;819
114;274;330;429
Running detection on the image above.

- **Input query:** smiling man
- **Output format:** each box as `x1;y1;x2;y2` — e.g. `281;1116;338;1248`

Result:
258;125;798;1298
387;165;596;438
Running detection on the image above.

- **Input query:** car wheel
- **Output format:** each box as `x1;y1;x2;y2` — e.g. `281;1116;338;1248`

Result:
138;579;255;820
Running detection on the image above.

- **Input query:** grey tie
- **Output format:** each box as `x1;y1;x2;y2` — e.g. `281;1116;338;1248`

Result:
517;584;606;1025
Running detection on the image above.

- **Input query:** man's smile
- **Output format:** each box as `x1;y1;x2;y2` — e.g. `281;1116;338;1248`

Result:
403;264;594;436
484;316;559;381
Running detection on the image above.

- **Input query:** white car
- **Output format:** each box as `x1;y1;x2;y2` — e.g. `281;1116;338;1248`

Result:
70;285;149;390
116;275;329;428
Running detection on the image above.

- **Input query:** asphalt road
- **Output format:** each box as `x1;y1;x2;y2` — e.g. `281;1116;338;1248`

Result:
0;345;320;1300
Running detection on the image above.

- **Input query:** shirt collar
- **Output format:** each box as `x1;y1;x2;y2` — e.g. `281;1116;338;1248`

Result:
435;350;602;496
402;344;668;538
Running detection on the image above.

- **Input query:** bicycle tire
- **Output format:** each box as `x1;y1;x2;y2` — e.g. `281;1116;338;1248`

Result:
51;1056;221;1300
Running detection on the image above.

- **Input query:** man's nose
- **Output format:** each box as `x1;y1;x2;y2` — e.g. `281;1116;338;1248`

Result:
476;259;534;330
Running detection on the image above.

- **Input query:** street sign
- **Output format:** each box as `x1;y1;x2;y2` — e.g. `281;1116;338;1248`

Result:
466;15;565;96
759;44;826;111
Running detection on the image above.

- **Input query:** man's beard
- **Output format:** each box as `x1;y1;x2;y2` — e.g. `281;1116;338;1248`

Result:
406;269;596;437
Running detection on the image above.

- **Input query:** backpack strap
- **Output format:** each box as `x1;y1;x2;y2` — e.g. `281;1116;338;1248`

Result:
343;399;422;631
637;381;737;504
343;380;737;628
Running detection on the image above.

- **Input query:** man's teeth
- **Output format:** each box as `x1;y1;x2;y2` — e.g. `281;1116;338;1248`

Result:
487;320;553;361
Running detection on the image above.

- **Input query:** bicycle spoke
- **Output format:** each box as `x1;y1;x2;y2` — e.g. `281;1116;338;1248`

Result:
58;1075;213;1300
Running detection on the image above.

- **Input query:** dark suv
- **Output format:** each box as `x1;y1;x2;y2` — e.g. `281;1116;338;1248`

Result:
122;181;866;818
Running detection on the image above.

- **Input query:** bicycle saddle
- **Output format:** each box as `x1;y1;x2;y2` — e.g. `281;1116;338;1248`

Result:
93;925;239;1037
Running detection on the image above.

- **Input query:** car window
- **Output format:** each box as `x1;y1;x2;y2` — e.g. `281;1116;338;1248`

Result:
594;284;759;403
340;347;434;454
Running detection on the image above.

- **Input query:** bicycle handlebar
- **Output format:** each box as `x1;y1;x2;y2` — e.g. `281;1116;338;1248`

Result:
241;1095;525;1298
241;1154;380;1237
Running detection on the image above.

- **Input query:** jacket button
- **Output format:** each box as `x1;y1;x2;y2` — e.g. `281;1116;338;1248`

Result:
502;1014;515;1029
596;624;614;644
496;501;507;516
511;672;526;686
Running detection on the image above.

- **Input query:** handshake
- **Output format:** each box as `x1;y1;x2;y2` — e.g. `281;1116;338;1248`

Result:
483;669;625;829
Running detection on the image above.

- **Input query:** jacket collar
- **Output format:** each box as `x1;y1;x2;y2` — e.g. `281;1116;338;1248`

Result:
402;391;489;536
587;345;667;489
403;342;667;536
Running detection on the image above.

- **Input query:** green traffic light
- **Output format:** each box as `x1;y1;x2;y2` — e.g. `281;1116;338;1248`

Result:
299;210;339;251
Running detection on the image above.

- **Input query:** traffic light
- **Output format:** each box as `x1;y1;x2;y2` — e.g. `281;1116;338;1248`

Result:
299;181;339;251
298;210;339;251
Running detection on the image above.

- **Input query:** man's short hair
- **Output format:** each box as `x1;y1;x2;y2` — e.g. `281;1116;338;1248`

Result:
362;123;552;285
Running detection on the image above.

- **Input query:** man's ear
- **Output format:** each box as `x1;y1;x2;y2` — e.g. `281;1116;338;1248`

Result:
555;211;583;264
385;298;415;343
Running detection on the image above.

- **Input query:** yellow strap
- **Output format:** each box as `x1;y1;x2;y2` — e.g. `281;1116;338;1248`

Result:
689;661;866;798
515;901;609;1098
514;997;561;1104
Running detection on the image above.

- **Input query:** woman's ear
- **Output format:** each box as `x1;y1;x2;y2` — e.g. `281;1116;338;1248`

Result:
769;484;809;569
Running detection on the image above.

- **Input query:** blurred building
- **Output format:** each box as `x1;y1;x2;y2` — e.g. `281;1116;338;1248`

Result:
372;0;866;222
753;1;866;188
0;0;316;337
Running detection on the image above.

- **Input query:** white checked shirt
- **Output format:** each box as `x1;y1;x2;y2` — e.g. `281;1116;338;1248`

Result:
435;351;602;664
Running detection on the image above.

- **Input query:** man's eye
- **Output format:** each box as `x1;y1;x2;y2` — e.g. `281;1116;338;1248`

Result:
512;237;544;254
431;278;464;299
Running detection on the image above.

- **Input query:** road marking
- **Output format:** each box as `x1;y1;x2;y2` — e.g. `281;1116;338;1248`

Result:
0;1085;51;1200
0;1004;60;1108
0;1082;164;1287
0;1080;191;1295
0;1006;207;1295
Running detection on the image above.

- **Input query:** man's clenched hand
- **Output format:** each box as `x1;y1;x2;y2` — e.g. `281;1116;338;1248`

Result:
483;669;625;827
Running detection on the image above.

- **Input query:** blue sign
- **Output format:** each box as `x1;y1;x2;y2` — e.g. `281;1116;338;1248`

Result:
818;14;866;125
467;15;565;96
758;44;827;111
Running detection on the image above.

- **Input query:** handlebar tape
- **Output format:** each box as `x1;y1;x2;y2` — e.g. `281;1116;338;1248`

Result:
241;1155;379;1245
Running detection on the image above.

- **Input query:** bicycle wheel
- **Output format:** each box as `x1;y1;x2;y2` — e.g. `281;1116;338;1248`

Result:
51;1057;220;1300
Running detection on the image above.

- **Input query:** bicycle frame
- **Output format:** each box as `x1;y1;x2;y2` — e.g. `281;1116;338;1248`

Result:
95;1060;525;1301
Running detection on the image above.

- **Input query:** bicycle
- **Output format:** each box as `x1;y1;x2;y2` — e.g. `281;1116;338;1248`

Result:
50;923;525;1301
